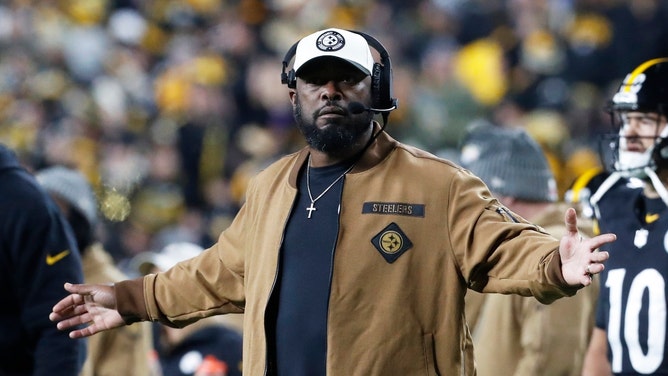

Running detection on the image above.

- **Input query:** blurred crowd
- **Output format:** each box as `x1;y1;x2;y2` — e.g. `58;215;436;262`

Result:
1;0;667;269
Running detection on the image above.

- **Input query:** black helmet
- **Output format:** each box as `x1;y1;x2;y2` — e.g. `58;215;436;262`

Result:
610;57;668;114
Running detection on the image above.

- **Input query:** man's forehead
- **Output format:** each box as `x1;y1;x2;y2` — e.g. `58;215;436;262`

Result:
296;56;368;77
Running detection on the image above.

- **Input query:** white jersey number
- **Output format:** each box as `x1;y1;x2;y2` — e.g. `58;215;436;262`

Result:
606;268;666;374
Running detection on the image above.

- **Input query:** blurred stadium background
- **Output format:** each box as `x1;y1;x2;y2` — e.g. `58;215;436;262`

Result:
1;0;665;270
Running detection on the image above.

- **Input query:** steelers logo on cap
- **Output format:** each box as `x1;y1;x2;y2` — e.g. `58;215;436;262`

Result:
316;30;345;52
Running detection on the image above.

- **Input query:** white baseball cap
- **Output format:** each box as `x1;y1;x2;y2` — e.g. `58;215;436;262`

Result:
293;28;375;76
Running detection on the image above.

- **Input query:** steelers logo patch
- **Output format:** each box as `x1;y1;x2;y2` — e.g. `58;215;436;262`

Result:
380;231;403;253
371;222;413;263
316;30;345;52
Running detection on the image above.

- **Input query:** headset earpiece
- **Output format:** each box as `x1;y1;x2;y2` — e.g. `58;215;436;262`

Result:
285;70;296;89
351;31;397;111
371;62;383;109
281;42;299;89
369;52;395;110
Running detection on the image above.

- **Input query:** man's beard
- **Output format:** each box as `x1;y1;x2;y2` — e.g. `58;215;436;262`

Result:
294;96;374;154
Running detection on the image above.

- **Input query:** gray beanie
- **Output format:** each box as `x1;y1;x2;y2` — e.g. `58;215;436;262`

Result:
36;166;98;226
459;121;558;202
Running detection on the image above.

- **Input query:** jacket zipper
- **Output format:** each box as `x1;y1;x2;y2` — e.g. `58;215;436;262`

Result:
263;190;297;376
322;176;346;373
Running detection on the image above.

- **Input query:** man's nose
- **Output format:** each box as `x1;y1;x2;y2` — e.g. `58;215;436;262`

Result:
621;120;641;135
320;80;342;102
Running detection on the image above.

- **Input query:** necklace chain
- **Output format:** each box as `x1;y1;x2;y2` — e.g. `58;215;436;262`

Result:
306;155;355;219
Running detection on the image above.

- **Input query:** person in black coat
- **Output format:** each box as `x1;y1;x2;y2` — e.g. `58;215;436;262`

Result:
0;144;86;375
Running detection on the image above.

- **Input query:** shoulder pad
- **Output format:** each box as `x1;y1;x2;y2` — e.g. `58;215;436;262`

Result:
565;168;610;204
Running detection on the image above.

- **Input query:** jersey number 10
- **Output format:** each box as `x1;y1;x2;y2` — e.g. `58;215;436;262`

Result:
606;268;666;374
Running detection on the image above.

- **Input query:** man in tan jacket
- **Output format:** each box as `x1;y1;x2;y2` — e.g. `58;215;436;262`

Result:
37;166;155;376
460;122;600;376
49;28;615;375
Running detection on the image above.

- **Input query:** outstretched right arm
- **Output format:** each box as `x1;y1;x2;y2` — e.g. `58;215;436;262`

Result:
49;282;126;339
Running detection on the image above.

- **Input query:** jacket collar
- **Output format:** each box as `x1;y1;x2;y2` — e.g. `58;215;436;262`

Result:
288;122;398;187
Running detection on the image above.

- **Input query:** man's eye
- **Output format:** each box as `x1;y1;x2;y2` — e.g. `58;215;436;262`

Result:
641;117;659;125
342;76;360;84
306;78;327;85
303;76;362;85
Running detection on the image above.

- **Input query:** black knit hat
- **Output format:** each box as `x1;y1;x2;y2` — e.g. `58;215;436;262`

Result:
459;121;558;202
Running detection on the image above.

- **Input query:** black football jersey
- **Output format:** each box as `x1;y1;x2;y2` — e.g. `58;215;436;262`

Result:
594;179;668;374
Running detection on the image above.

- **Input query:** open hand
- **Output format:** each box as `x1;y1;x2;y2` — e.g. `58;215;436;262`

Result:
49;282;125;338
559;208;615;286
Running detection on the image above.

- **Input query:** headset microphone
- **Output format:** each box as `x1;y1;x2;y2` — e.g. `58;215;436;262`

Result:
347;101;398;115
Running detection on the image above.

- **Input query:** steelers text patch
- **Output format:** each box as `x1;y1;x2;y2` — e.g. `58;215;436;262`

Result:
362;202;425;217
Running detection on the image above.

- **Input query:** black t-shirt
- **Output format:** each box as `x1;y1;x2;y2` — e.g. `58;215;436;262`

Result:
269;160;352;376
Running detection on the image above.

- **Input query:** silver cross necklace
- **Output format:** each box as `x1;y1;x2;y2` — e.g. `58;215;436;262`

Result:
305;155;356;219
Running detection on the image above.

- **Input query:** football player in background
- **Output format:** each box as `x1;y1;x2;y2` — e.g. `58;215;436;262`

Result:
582;58;668;375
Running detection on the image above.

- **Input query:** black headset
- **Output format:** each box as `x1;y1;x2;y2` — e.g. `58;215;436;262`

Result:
280;30;398;113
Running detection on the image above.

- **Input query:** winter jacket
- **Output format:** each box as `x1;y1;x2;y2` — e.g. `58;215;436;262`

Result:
0;144;85;375
116;127;580;375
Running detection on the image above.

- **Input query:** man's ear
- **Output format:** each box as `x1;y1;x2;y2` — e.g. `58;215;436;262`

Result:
289;90;297;106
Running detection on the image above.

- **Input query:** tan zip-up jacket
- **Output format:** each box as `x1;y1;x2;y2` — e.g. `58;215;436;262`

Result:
116;126;580;375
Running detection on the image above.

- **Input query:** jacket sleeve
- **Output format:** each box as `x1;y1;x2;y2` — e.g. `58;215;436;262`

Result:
449;169;579;303
115;231;249;327
123;200;251;328
116;177;258;327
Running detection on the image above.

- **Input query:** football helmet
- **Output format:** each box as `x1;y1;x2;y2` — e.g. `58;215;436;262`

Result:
607;57;668;177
